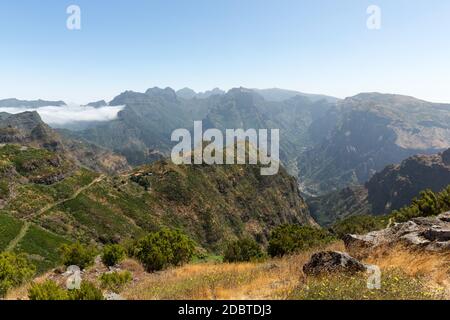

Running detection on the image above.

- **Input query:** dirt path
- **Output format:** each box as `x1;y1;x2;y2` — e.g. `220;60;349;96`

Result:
26;175;105;221
3;175;106;252
5;221;30;252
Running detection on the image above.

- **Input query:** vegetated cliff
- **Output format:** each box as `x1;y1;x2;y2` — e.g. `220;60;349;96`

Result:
309;149;450;226
0;143;315;271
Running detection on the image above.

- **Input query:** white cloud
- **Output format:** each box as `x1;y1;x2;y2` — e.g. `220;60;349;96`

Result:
0;104;124;126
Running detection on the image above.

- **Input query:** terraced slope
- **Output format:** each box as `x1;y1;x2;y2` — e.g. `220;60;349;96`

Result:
0;144;315;272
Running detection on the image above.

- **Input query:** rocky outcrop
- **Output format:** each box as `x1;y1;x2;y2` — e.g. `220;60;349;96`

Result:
344;212;450;254
303;251;368;276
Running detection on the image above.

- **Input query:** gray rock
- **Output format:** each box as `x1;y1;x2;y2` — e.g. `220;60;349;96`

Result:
303;251;368;276
422;227;450;242
344;211;450;254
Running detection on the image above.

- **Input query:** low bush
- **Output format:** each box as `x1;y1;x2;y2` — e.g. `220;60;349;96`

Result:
102;244;127;267
68;281;104;300
133;229;195;272
28;280;68;300
29;280;104;300
0;252;36;297
100;271;132;293
268;225;335;257
223;238;265;263
391;187;450;223
59;242;97;270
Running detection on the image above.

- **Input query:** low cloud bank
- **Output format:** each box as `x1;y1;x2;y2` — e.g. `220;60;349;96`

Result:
0;105;124;126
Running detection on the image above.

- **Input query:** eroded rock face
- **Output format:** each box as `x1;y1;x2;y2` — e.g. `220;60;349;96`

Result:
344;212;450;254
303;251;368;276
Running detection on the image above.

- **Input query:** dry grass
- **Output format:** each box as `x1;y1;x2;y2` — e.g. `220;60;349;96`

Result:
364;245;450;298
6;241;449;300
122;242;345;300
288;245;449;300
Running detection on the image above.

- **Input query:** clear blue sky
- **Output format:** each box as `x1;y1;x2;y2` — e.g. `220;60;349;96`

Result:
1;0;449;103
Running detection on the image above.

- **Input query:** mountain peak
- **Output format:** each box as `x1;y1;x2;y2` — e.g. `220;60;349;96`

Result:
176;88;197;99
175;87;225;100
145;87;177;100
0;111;45;131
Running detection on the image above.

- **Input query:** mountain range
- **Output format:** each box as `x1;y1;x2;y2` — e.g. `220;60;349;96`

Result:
1;87;450;238
44;88;449;197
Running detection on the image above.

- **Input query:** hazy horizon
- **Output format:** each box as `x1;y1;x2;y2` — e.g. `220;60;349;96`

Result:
2;86;449;106
1;0;450;103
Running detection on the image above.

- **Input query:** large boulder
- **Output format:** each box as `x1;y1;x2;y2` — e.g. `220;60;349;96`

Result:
303;251;368;276
344;212;450;255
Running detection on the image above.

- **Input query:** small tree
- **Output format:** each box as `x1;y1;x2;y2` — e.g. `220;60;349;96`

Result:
223;238;265;263
102;244;126;267
0;252;36;297
59;242;97;270
133;229;195;272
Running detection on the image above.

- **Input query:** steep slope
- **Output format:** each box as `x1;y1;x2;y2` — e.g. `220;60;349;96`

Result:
0;143;315;270
366;148;450;215
307;186;371;226
203;88;334;174
298;93;450;195
309;148;450;225
0;112;129;174
62;89;450;197
73;87;334;172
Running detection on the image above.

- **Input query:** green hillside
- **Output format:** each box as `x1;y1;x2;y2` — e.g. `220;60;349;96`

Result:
0;144;314;272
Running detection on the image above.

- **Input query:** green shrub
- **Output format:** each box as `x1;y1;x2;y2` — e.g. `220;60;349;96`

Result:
102;244;126;267
28;280;68;300
133;228;195;272
0;252;36;297
331;215;387;238
29;280;104;301
68;281;104;300
223;238;265;263
59;242;97;270
100;271;132;293
268;225;335;257
391;187;450;223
